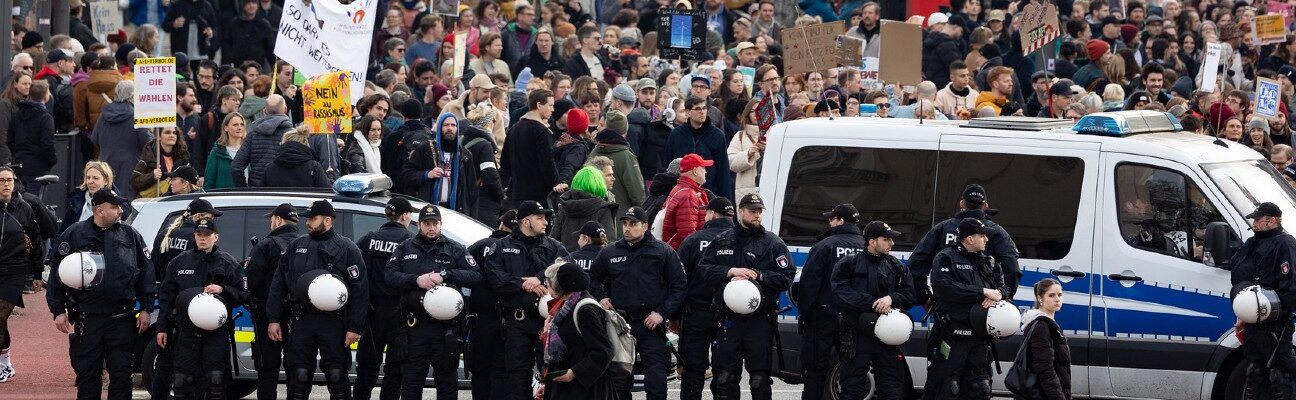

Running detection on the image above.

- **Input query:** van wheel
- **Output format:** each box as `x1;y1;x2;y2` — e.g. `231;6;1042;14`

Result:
826;362;875;400
141;341;159;397
1224;359;1250;400
228;380;257;399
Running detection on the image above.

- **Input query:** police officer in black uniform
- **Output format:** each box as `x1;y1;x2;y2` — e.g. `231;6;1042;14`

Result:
386;204;483;399
909;184;1021;309
149;198;222;400
569;221;608;271
1229;202;1296;398
155;218;248;400
352;198;415;400
831;221;915;400
47;190;156;400
676;197;735;400
700;193;795;400
484;200;569;400
266;200;369;400
797;203;867;400
465;209;515;400
244;203;301;400
923;218;1005;400
589;206;687;400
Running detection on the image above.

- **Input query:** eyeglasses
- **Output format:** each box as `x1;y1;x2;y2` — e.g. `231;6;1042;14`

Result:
761;77;780;83
0;178;15;185
875;103;891;109
692;84;709;90
395;48;406;53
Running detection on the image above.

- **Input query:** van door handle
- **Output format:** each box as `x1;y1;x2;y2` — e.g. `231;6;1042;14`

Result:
1107;273;1143;282
1050;269;1085;278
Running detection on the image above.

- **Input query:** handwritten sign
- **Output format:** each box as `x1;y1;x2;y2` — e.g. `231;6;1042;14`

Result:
1256;77;1282;119
1019;2;1060;54
879;20;923;85
860;57;881;90
1269;0;1293;29
1200;43;1222;93
836;35;863;68
134;57;177;128
453;31;466;80
781;20;845;77
1252;14;1288;45
302;71;354;134
89;0;121;38
273;0;378;104
657;8;707;60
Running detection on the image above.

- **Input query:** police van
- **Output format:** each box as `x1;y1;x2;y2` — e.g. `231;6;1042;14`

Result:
765;111;1284;399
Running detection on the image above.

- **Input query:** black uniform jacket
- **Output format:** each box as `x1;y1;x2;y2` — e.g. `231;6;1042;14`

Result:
384;233;483;315
356;221;414;306
157;246;248;332
588;232;687;317
909;209;1021;303
265;229;369;333
48;219;156;316
699;224;795;318
484;231;569;313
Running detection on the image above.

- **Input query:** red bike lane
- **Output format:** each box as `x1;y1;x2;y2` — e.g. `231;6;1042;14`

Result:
0;291;78;398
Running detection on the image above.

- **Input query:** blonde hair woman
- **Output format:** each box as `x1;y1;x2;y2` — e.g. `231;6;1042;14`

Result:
60;161;115;234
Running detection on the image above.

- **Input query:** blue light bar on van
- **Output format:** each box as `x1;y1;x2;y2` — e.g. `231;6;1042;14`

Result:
1073;110;1182;137
333;173;393;197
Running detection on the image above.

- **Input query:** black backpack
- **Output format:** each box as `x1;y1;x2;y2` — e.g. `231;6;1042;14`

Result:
1005;319;1047;399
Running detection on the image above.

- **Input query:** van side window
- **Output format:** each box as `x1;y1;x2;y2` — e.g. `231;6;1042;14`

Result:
1115;164;1224;262
936;152;1085;260
778;146;938;248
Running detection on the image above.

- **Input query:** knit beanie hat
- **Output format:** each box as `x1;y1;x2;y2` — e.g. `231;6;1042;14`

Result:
604;110;629;136
1248;117;1271;136
566;108;590;136
21;32;43;50
1086;39;1110;62
466;101;497;129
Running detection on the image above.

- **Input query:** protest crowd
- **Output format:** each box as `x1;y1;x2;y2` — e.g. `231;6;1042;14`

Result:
0;0;1293;399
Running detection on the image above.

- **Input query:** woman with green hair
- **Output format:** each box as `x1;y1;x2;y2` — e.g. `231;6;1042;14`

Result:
550;166;619;251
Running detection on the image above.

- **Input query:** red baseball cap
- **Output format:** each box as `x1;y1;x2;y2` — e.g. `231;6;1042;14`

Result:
680;153;714;172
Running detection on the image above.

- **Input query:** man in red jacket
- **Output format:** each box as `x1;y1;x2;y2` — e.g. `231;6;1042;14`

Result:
663;153;711;249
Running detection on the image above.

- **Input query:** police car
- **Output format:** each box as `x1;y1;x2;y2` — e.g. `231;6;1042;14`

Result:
128;174;491;398
771;111;1287;399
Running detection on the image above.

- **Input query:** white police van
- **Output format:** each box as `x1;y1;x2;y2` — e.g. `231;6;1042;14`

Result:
764;111;1286;399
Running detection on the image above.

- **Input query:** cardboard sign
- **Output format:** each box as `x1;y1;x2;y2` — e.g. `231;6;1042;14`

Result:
302;71;354;134
781;20;845;77
879;20;923;86
1019;2;1060;54
273;0;379;104
1252;14;1288;45
657;8;707;60
836;35;864;68
89;0;122;38
1256;77;1282;119
133;57;176;128
431;0;460;16
860;57;881;90
1200;43;1222;93
1269;0;1293;29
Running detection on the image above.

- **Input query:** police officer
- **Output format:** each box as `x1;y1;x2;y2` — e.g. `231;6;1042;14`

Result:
797;204;867;400
569;221;608;271
830;221;914;400
909;184;1021;309
465;209;515;400
386;204;483;399
244;203;301;400
266;200;369;400
352;198;415;400
47;189;156;400
923;218;1004;400
589;206;688;400
700;193;795;400
155;218;248;399
676;197;735;400
484;200;568;400
149;198;222;400
1229;202;1296;398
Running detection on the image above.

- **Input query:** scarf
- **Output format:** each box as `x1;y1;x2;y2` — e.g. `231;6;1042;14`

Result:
352;131;383;174
543;292;584;364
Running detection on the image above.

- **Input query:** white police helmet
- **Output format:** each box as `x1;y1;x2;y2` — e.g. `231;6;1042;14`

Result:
57;252;105;290
723;280;762;315
874;310;915;346
1233;284;1282;324
538;294;554;319
187;293;229;331
972;300;1022;338
306;273;349;312
423;285;465;320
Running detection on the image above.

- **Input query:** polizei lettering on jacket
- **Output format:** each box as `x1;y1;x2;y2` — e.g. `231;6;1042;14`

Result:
369;240;399;253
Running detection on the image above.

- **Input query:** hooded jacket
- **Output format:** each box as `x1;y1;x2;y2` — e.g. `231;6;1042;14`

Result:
381;118;434;195
1019;309;1072;400
93;102;153;199
73;69;123;133
130;139;192;198
628;108;671;179
588;140;646;219
667;120;733;199
500;22;538;74
219;13;275;69
935;83;980;117
976;91;1009;115
550;189;618;251
10;99;56;178
727;126;763;200
231;114;292;187
261;141;331;188
662;176;708;250
403;114;481;215
237;94;268;125
500;112;559;206
553;137;592;185
642;172;678;223
161;0;218;58
923;31;965;89
460;124;504;222
522;41;565;79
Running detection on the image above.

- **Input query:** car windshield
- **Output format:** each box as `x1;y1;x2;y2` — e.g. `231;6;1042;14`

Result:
1203;160;1296;221
437;207;493;245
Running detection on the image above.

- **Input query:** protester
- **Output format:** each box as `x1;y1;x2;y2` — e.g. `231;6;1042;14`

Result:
130;127;191;198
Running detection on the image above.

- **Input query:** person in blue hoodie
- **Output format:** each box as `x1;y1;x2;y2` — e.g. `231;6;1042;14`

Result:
667;96;733;200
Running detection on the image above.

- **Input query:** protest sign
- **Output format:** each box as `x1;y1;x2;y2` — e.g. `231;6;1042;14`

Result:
1256;77;1282;119
860;57;881;90
274;0;378;104
89;0;122;39
781;20;845;77
1252;14;1288;45
453;31;467;79
737;66;755;96
657;8;707;60
1200;43;1222;93
133;57;177;128
836;35;864;68
879;20;923;85
1269;0;1293;28
1019;2;1061;54
303;71;354;134
431;0;460;16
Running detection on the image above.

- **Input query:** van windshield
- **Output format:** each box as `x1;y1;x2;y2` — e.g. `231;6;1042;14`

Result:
1203;160;1296;221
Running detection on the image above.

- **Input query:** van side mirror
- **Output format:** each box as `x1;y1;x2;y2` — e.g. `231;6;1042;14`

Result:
1204;222;1234;267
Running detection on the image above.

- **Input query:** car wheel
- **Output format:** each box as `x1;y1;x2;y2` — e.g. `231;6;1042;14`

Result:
1224;359;1249;400
228;379;258;399
826;362;874;400
141;341;159;397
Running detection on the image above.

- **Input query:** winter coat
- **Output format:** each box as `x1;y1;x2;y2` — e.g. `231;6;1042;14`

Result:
192;109;228;172
73;69;123;133
935;84;979;117
162;0;218;58
554;139;592;185
261;141;331;188
381;118;434;194
587;143;646;219
231;114;292;187
342;138;380;175
203;144;236;190
130;140;192;198
550;190;618;251
469;58;512;80
58;189;135;236
800;0;865;22
727;126;762;200
9;99;56;179
923;31;965;89
402;133;480;216
543;295;617;400
35;69;73;134
92;102;153;199
662;175;708;249
0;98;18;166
667;121;733;200
1016;310;1072;400
642;172;677;223
500;22;538;74
523;48;566;80
238;95;268;126
220;15;275;69
460;125;505;222
627;108;669;180
975;91;1008;115
501;112;559;206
